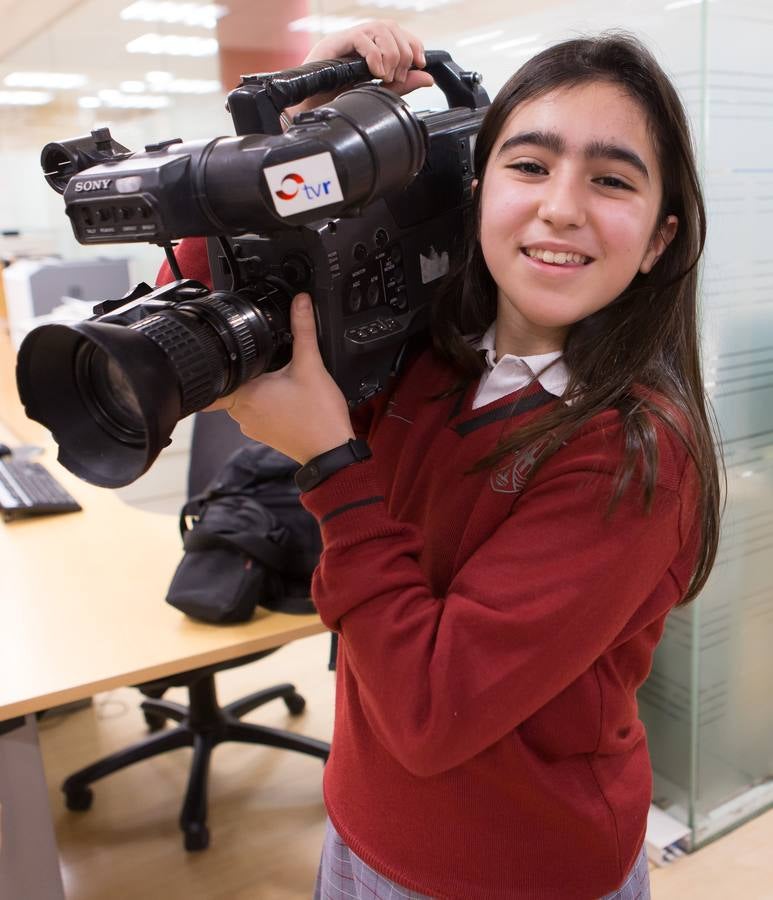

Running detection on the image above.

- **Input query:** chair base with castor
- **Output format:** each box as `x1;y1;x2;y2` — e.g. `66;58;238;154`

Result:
62;655;330;851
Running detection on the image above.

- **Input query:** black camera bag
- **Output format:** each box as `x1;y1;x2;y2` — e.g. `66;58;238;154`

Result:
165;443;320;623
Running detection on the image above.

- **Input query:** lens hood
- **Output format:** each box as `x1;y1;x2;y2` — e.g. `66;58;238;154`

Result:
17;320;182;488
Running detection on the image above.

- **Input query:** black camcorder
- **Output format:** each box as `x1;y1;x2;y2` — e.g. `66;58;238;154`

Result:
16;52;489;488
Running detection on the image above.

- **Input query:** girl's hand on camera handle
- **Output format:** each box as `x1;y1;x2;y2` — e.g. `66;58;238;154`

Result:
207;294;355;464
290;20;434;117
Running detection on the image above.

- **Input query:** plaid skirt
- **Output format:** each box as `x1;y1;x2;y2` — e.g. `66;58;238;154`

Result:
313;817;651;900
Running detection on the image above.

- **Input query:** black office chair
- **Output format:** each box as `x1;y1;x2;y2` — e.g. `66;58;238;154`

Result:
62;410;329;851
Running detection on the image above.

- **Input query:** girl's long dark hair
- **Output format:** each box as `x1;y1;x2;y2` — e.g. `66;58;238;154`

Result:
431;33;722;605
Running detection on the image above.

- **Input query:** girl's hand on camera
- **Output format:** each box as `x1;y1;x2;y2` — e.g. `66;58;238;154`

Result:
290;20;434;116
207;294;355;464
309;20;433;93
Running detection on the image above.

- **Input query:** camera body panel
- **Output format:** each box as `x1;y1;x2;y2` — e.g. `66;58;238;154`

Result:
208;106;481;405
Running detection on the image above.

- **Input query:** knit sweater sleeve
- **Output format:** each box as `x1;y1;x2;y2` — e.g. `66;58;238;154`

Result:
155;237;212;288
301;425;698;778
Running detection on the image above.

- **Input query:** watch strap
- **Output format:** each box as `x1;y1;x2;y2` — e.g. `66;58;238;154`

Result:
294;438;372;492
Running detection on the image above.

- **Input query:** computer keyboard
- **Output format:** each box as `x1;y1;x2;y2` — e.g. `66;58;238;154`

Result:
0;458;82;522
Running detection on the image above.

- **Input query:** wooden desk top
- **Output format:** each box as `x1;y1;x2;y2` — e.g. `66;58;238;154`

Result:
0;327;325;720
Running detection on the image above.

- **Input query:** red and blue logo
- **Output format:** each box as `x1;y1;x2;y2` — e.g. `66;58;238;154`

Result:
275;173;333;202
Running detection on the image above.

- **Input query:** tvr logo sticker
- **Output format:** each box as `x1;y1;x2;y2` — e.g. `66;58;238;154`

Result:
265;152;344;217
275;172;334;202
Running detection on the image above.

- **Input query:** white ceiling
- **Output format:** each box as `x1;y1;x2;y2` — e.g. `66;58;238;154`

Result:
0;0;557;90
0;0;575;145
0;0;86;61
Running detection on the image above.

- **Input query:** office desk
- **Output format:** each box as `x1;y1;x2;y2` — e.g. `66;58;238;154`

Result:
0;328;326;899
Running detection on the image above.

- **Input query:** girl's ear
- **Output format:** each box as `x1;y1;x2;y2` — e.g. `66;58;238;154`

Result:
640;214;678;274
471;177;479;194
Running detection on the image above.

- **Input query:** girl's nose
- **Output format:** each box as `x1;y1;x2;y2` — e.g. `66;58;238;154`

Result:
537;174;587;230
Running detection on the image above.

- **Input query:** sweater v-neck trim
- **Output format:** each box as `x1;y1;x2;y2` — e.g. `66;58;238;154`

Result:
446;379;557;437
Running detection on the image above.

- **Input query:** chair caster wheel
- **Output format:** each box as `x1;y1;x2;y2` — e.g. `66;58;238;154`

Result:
143;710;166;732
64;786;93;811
184;823;210;851
285;692;306;716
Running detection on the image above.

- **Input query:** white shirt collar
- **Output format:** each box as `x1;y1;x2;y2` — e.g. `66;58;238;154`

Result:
471;322;570;410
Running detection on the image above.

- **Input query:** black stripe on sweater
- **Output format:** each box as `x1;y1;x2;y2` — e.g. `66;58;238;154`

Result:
320;495;384;525
453;388;556;437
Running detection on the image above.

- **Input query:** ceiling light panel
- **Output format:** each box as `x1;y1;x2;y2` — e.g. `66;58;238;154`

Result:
288;15;368;34
149;77;221;93
455;30;504;47
120;1;229;29
126;33;219;55
0;90;54;106
356;0;460;10
79;90;171;109
4;72;87;89
490;33;542;52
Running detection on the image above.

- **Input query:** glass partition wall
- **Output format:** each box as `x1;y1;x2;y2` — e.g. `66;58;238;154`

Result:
638;0;773;849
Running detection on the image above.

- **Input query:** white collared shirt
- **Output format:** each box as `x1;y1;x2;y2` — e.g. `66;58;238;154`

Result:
471;322;570;410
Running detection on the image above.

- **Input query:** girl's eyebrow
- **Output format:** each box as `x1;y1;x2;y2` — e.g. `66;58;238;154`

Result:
497;129;650;181
585;139;650;181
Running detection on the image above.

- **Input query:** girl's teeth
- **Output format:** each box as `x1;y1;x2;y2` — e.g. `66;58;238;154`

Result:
526;248;588;265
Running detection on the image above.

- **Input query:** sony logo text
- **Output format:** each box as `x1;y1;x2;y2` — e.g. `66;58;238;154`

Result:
74;178;112;192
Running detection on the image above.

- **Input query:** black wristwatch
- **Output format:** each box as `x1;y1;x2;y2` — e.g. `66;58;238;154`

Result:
294;438;372;492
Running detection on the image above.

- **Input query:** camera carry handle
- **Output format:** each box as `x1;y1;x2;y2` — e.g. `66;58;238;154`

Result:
226;49;487;137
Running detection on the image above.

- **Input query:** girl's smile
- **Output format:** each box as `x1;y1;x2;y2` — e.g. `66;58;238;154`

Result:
478;80;677;357
520;244;593;271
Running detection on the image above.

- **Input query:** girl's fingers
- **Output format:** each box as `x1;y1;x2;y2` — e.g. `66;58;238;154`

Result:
203;396;233;412
391;29;415;83
384;70;434;95
407;35;427;69
288;293;323;372
370;28;401;82
351;31;386;78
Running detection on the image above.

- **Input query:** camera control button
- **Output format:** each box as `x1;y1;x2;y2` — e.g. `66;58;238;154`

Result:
353;242;368;262
390;298;407;313
348;287;363;313
366;282;380;307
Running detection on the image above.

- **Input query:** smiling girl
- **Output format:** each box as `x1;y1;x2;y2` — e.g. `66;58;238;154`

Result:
174;20;722;900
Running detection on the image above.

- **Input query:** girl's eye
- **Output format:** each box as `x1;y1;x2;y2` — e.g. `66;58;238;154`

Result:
595;175;633;190
508;161;547;176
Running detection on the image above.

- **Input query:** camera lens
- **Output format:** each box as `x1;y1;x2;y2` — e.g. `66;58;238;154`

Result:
16;281;295;487
75;342;145;443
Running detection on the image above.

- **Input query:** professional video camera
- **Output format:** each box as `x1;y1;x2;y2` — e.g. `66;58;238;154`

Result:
16;52;489;488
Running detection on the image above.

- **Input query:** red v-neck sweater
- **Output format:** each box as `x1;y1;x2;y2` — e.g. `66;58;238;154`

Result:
300;348;700;900
158;241;697;897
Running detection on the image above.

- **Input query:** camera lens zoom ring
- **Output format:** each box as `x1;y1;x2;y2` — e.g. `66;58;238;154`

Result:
199;295;261;378
132;314;224;415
